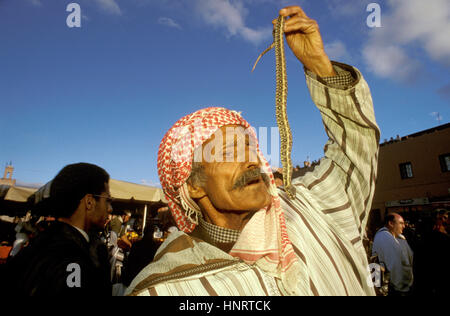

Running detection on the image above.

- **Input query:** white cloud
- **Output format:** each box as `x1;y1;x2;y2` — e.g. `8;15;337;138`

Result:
158;17;182;30
324;40;350;61
363;0;450;81
29;0;42;6
94;0;122;16
194;0;272;45
363;43;421;81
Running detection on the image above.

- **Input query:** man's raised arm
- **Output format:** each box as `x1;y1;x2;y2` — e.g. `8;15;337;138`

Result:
280;6;380;241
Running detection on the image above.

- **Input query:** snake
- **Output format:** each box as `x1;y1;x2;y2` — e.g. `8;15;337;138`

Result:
252;15;296;199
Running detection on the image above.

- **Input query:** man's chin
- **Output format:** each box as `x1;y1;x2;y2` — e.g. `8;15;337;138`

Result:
242;191;272;211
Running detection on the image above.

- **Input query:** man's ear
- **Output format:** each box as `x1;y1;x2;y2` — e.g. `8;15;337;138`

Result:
187;182;207;200
83;194;96;211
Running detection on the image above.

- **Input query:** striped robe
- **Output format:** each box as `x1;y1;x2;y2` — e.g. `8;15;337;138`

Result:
126;62;379;296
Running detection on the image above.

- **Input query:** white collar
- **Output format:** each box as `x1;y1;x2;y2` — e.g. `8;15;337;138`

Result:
71;225;90;243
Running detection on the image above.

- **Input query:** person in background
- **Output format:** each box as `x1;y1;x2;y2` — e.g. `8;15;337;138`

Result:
1;163;113;296
372;213;414;296
110;211;132;238
157;206;178;234
121;225;160;288
433;210;449;235
9;229;28;258
414;209;449;296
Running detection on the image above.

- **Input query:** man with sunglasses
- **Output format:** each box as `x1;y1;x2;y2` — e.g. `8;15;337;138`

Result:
2;163;113;296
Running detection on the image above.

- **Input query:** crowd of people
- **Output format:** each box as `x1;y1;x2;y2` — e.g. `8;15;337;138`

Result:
1;190;448;297
0;164;178;296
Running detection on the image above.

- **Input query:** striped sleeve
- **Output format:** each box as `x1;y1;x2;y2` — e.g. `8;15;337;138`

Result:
138;265;278;296
296;62;380;242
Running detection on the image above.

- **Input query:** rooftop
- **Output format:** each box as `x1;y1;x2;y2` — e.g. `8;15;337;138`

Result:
380;122;450;147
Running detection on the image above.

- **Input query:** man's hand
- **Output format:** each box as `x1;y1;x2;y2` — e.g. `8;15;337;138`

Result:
274;6;336;77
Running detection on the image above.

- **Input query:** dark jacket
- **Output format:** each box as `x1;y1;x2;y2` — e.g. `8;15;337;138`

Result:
121;232;160;286
1;221;111;296
413;229;450;296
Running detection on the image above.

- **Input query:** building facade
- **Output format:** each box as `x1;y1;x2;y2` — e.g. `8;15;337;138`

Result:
370;123;450;229
272;123;450;236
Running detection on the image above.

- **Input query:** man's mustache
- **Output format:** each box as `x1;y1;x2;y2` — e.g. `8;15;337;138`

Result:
232;168;270;190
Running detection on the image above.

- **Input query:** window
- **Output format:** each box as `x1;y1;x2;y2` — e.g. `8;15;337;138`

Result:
439;153;450;172
399;162;413;179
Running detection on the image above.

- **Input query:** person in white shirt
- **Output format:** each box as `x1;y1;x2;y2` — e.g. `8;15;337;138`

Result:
372;213;414;295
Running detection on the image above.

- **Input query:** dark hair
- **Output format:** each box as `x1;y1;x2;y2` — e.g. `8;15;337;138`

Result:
384;213;397;226
50;163;110;218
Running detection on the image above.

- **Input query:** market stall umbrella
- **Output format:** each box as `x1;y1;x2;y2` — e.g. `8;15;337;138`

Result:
29;179;166;204
108;180;168;234
109;179;167;204
0;185;38;216
28;179;167;218
0;185;37;203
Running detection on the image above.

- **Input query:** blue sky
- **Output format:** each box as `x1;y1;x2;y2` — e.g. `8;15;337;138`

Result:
1;0;449;188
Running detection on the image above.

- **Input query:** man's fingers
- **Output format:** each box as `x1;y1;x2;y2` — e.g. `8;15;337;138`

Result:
284;16;318;34
279;6;308;18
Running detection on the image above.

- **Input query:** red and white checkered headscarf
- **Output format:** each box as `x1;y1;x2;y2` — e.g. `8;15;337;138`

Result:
157;107;298;284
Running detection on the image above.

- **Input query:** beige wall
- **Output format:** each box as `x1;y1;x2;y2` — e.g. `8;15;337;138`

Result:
371;125;450;220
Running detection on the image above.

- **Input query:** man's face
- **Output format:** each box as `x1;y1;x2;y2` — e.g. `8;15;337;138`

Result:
194;125;272;212
389;215;405;237
90;182;113;230
444;213;449;228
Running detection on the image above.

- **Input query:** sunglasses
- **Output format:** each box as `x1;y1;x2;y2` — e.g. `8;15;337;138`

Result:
92;194;114;204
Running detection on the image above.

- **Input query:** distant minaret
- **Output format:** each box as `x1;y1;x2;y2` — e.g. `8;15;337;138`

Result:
304;155;311;168
0;162;16;186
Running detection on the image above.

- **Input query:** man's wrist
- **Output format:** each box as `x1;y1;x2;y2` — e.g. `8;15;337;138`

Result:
304;55;336;77
304;62;358;90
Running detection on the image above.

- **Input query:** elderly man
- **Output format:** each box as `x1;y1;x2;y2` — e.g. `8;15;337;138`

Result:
126;5;379;296
372;213;414;295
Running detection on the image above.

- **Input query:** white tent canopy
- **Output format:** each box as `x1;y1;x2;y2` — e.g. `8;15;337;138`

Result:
0;185;37;203
109;179;166;203
0;180;166;205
